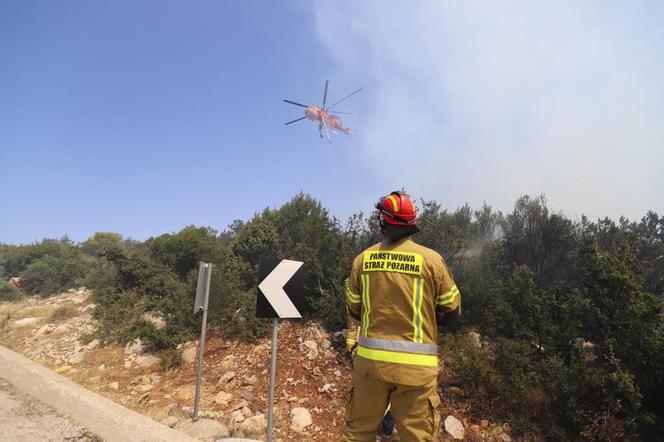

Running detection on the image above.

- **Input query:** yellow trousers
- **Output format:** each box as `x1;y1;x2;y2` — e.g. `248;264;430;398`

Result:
341;361;441;442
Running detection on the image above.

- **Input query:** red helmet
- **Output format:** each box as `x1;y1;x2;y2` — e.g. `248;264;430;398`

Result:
376;191;417;226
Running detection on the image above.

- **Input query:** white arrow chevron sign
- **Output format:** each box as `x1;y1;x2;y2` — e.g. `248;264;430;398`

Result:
257;259;304;319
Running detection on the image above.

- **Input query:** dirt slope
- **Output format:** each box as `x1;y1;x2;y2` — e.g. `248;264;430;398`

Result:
0;290;511;441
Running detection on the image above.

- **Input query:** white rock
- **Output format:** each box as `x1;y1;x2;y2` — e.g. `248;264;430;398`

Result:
232;398;250;410
231;409;245;423
36;324;55;336
51;324;69;335
141;312;166;330
182;347;197;364
320;339;332;349
13;317;40;328
68;352;85;365
241;407;253;418
175;418;230;439
237;414;267;439
124;361;132;369
86;339;100;350
243;375;258;385
213;391;233;406
468;331;482;349
135;355;160;368
124;338;145;356
160;416;180;428
88;376;102;384
303;340;318;351
108;382;119;391
217;371;236;385
137;384;154;393
323;349;335;359
219;356;236;373
444;415;465;440
300;340;319;360
251;343;267;353
302;325;324;342
148;374;162;384
290;407;312;429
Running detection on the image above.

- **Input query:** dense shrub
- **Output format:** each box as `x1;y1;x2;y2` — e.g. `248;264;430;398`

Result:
148;226;223;280
92;290;145;344
157;348;183;370
0;280;22;302
81;232;127;259
444;334;498;402
20;254;89;296
82;256;119;298
0;238;80;278
91;253;197;349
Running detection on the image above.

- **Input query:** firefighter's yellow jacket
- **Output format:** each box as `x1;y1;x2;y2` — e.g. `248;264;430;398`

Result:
345;237;460;386
346;313;360;351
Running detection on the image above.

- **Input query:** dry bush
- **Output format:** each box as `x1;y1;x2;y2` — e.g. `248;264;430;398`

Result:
158;348;183;370
50;304;80;321
11;305;59;320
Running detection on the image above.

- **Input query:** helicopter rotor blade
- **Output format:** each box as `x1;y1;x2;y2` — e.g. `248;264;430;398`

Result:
328;88;362;109
329;111;354;115
283;99;309;108
284;116;308;126
322;80;329;108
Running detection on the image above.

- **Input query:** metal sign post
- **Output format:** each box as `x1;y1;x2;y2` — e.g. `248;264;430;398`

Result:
267;318;278;442
256;257;306;441
192;262;212;421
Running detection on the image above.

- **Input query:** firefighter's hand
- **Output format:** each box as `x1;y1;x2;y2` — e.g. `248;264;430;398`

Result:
344;346;353;359
438;308;460;329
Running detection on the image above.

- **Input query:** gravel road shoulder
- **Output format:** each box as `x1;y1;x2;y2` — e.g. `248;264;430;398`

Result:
0;376;101;441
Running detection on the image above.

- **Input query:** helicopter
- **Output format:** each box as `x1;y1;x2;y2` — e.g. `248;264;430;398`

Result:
283;80;361;143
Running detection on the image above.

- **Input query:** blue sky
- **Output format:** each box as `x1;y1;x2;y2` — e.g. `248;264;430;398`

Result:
2;1;663;244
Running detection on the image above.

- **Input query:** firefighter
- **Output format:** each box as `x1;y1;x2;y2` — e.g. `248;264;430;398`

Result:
342;191;461;442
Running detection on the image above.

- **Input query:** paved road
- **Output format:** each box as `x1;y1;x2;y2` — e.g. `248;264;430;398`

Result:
0;345;197;442
0;376;100;441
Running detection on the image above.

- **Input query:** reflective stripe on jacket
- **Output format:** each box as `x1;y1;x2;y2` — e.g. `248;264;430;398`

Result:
345;237;460;385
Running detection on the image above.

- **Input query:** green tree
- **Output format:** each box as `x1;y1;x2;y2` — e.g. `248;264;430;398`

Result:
1;237;78;278
148;226;224;280
81;232;127;259
20;253;89;296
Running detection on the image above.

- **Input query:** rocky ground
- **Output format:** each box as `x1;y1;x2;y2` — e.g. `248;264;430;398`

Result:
0;289;514;441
